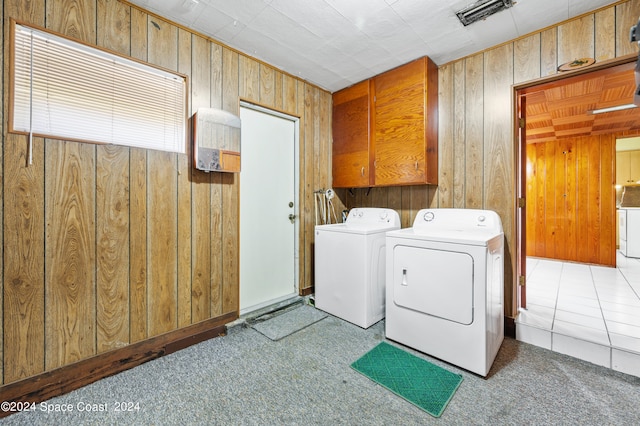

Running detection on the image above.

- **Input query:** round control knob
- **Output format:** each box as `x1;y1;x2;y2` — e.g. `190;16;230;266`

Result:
478;215;486;223
379;211;388;220
423;211;435;222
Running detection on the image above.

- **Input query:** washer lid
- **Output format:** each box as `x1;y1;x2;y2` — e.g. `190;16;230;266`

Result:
315;222;399;235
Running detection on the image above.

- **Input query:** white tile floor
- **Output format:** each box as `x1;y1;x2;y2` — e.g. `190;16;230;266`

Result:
516;251;640;378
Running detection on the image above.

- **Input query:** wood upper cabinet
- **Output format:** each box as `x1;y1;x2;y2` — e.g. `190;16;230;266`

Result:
331;56;438;188
616;150;640;185
332;80;371;188
372;56;438;186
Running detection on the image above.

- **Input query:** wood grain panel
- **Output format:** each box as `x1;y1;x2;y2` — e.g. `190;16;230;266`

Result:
221;51;240;314
260;64;276;107
595;8;615;62
222;171;239;314
45;0;97;372
128;7;149;342
437;63;453;207
302;83;316;290
96;145;130;353
453;60;466;208
464;54;484;209
46;0;96;43
2;0;46;387
514;34;541;84
222;48;239;113
3;135;45;383
540;28;558;77
616;0;640;57
525;136;615;266
147;18;179;336
96;0;130;55
210;173;223;316
211;43;223;109
177;28;192;328
45;141;96;370
239;55;259;101
191;34;212;323
558;15;595;67
282;74;298;114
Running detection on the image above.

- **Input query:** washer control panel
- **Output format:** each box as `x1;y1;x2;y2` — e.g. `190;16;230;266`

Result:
346;208;400;227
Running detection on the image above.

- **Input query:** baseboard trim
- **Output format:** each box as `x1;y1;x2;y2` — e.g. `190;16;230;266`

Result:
0;311;237;417
505;316;516;338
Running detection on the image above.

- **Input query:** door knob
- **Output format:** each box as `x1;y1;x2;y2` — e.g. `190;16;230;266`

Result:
288;214;297;223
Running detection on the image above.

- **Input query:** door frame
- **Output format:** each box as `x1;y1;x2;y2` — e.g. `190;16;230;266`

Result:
238;100;301;315
512;53;637;312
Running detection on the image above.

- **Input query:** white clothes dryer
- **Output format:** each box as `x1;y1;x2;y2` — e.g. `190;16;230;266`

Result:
385;208;504;376
315;208;400;328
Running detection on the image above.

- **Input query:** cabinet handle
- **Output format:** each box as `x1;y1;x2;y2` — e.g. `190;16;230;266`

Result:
415;160;419;170
361;166;365;176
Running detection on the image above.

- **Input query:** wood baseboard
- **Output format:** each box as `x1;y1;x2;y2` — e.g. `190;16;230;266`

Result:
0;312;237;418
505;316;516;339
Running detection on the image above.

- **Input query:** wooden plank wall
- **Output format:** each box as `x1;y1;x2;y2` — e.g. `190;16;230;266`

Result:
526;135;616;266
0;0;332;386
338;0;640;319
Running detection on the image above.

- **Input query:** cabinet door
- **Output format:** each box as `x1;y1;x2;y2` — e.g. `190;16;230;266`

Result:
630;150;640;184
372;57;438;186
617;151;630;185
332;80;370;188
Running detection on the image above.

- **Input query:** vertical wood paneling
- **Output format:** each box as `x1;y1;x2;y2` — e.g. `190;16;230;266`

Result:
191;34;212;323
453;61;466;208
437;63;454;208
595;8;616;62
282;74;298;114
210;44;223;317
2;0;46;386
558;15;595;66
96;145;130;353
45;141;97;369
177;28;192;328
540;28;558;77
616;0;640;57
129;5;149;344
514;34;541;83
46;0;96;43
96;0;130;55
221;48;240;314
526;136;615;266
147;18;179;336
465;54;484;209
302;83;316;290
259;64;276;107
96;0;132;355
239;55;259;102
484;44;514;308
45;0;97;371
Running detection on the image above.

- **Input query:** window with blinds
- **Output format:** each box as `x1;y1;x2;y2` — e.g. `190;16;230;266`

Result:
10;21;187;154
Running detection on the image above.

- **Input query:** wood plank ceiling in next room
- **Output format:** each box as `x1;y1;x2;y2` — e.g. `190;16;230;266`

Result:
524;61;640;143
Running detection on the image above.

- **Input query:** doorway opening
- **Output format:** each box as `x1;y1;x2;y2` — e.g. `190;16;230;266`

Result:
514;56;640;371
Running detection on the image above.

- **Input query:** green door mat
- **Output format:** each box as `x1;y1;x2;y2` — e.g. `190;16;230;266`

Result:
351;342;463;417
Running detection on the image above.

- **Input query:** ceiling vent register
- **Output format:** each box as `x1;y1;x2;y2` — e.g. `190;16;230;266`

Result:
456;0;514;26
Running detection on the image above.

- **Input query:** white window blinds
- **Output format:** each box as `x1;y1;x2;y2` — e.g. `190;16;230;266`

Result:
11;22;187;154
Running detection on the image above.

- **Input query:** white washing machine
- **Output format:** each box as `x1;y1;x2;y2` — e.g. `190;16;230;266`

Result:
385;208;504;376
315;207;400;328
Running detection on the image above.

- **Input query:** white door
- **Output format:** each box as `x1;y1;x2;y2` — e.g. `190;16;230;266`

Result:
239;104;298;314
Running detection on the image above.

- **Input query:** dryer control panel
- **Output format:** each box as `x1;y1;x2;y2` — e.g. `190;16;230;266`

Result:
414;208;503;234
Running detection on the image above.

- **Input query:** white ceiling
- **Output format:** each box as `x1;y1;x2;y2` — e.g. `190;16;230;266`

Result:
128;0;619;92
